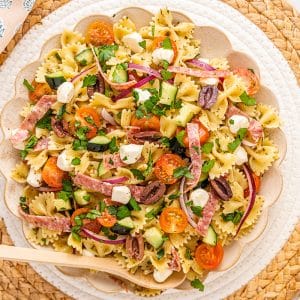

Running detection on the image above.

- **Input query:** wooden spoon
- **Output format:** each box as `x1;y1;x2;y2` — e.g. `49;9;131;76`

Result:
0;245;186;289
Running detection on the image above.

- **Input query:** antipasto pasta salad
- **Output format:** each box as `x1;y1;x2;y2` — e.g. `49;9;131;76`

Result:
10;8;280;295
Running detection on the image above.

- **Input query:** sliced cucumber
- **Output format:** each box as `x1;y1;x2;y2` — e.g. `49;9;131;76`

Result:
97;161;107;177
144;227;164;249
74;189;90;206
112;64;128;83
117;217;134;229
53;198;72;211
45;71;66;89
174;103;196;127
202;225;217;246
87;135;111;152
75;48;94;66
159;81;178;105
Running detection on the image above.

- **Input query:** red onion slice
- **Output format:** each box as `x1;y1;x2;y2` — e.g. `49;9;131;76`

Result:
82;228;127;244
179;177;197;228
186;59;215;71
128;63;162;79
101;176;128;184
114;75;156;100
71;64;96;83
234;164;257;237
101;108;117;125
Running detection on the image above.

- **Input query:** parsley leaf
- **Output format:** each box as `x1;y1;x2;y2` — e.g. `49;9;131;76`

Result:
71;225;81;241
228;127;248;152
161;69;173;81
191;279;205;291
86;209;101;220
95;44;119;63
201;142;213;154
108;137;119;153
222;210;243;224
185;248;192;260
128;197;141;211
85;116;95;125
160;60;169;70
151;25;155;37
19;196;29;213
116;205;131;220
58;179;73;202
144;152;153;177
138;40;146;49
240;91;256;106
76;126;89;140
156;248;165;260
168;192;180;200
72;139;87;150
160;136;170;147
23;79;35;92
57;104;66;120
146;203;164;219
20;136;38;160
162;37;172;49
191;206;203;217
176;130;185;147
135;106;145;119
173;166;194;179
36;109;52;130
170;99;182;109
202;159;215;173
82;74;97;88
133;89;139;102
71;157;81;165
130;169;145;180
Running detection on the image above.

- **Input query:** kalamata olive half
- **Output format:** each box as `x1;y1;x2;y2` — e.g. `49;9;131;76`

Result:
110;224;131;235
210;177;233;201
198;85;218;109
139;181;166;204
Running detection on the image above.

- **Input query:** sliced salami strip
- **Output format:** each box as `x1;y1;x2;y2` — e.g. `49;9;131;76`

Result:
18;206;71;232
168;66;230;78
103;153;127;169
128;130;162;144
73;173;144;200
10;95;56;148
196;191;219;236
33;137;49;151
36;186;61;192
226;104;263;142
185;123;202;192
168;247;181;272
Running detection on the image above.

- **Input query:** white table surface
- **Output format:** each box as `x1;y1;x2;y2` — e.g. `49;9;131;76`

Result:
287;0;300;11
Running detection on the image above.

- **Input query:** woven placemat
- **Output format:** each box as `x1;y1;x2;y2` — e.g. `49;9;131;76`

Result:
0;0;299;299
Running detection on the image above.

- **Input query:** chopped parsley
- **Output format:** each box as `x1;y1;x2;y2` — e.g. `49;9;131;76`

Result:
71;157;81;165
156;248;165;260
161;69;173;81
128;197;141;211
74;215;83;226
185;248;192;260
99;200;106;213
19;196;29;213
57;179;73;202
138;40;146;49
86;209;102;220
240;91;256;106
222;210;243;225
160;59;169;70
57;104;66;120
146;202;165;219
151;25;155;37
160;136;170;147
130;169;145;180
95;44;119;64
36;109;52;131
202;159;215;173
201;142;213;154
76;126;89;140
144;152;153;177
191;205;203;217
23;79;35;92
116;205;131;220
229;119;235;125
170;99;182;109
162;37;172;49
20;135;38;160
108;137;119;153
133;89;139;102
191;279;205;291
71;225;81;241
173;166;193;179
85;116;95;125
72;139;87;150
228;127;248;152
82;74;97;87
168;192;180;200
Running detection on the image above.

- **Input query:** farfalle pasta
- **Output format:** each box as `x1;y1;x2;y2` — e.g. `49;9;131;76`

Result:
9;8;280;295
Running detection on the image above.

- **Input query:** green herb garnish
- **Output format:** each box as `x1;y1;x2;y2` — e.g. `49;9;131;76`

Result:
57;104;66;120
160;136;170;147
162;37;172;49
240;91;256;106
228;128;247;152
221;210;243;225
23;79;35;92
108;137;119;153
71;157;81;166
191;279;205;291
191;206;203;217
36;109;52;131
130;169;145;180
173;166;193;179
116;205;131;220
128;197;141;211
20;135;38;160
176;130;185;147
138;40;146;49
201;159;215;173
82;74;97;88
201;142;213;154
161;69;173;81
19;196;29;213
185;248;192;260
95;44;119;63
156;248;165;260
72;139;87;150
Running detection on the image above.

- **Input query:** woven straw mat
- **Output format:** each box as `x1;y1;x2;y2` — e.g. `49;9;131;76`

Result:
0;0;299;299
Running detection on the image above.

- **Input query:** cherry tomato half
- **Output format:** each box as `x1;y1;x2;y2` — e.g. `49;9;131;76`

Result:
75;106;101;139
85;20;114;46
154;153;186;184
29;80;52;103
152;36;178;64
195;243;224;270
244;172;261;197
97;210;117;228
159;207;188;233
233;68;260;96
42;157;67;188
131;115;160;131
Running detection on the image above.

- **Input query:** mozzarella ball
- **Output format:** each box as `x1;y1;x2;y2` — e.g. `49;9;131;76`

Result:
57;82;74;103
111;186;131;205
234;146;248;166
120;144;143;164
27;167;42;188
57;150;74;172
122;32;144;53
228;115;249;134
152;48;174;65
189;188;210;207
